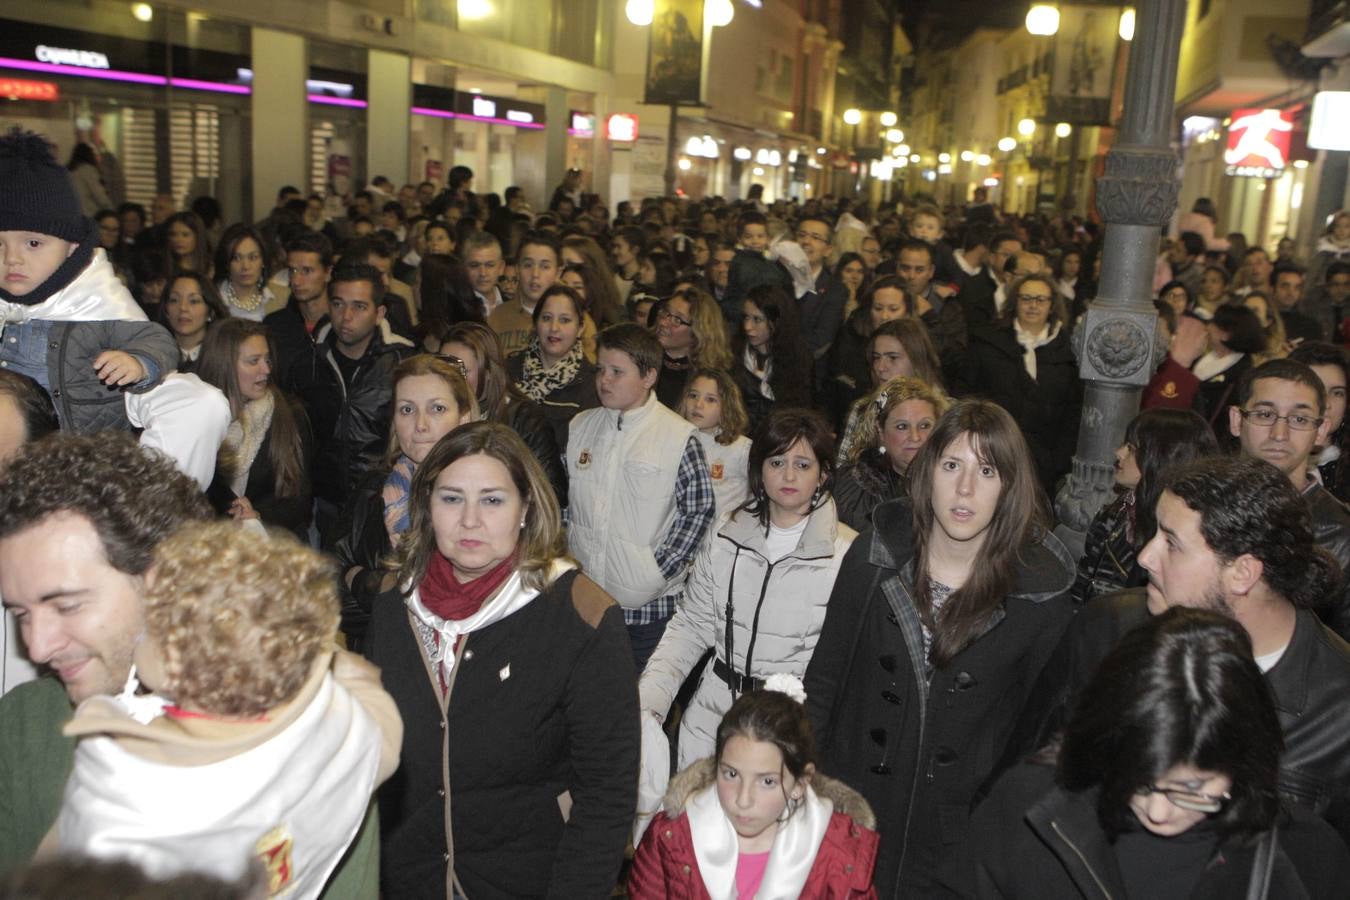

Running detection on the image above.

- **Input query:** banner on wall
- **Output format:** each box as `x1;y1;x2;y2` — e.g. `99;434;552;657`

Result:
645;0;703;105
1047;4;1121;126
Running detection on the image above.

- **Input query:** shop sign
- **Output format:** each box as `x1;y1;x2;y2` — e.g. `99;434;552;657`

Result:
34;45;109;69
607;114;639;142
1309;92;1350;152
1224;108;1294;178
570;112;595;138
505;109;533;124
471;96;497;119
0;77;58;101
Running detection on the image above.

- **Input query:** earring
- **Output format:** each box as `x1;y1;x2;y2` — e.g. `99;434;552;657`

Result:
519;517;527;529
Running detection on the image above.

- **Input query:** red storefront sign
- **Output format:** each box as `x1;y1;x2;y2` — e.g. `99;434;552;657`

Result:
606;114;638;142
0;78;59;101
1224;108;1294;178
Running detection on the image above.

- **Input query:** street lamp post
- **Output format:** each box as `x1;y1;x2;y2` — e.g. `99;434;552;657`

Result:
1054;0;1188;555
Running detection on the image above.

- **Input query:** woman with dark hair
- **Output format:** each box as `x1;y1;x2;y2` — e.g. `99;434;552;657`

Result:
506;284;599;451
1159;279;1192;318
562;234;627;329
158;270;230;373
836;318;947;461
363;422;638;899
805;399;1075;899
956;273;1083;494
66;142;109;216
1072;408;1219;605
165;211;212;280
640;408;857;767
1197;264;1231;316
636;251;678;299
828;275;911;430
439;321;568;503
971;607;1350;899
1244;289;1289;362
1144;304;1267;430
1054;246;1087;310
653;287;733;409
414;253;481;351
834;251;867;320
423;220;456;257
214;223;282;321
198;318;313;539
735;284;814;430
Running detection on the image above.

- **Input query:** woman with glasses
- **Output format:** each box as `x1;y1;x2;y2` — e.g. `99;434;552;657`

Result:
971;608;1350;899
1072;408;1218;606
955;273;1083;495
653;287;733;410
805;400;1075;899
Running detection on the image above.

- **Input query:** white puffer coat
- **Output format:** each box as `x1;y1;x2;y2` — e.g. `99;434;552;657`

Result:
639;498;856;768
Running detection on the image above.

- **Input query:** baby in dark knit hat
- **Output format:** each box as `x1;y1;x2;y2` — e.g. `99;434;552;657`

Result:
0;128;228;485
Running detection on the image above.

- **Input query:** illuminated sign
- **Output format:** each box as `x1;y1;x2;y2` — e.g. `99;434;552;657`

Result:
34;45;109;69
1224;108;1294;178
570;112;595;137
607;113;638;142
1310;92;1350;152
0;77;58;101
471;96;497;119
505;109;533;124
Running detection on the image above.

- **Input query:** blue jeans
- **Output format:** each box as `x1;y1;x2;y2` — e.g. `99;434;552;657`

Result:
626;616;672;673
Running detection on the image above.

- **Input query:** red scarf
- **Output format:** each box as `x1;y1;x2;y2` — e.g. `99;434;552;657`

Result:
419;550;517;622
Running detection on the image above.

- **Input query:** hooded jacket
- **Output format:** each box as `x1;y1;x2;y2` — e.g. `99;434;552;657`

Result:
629;758;879;900
804;497;1074;899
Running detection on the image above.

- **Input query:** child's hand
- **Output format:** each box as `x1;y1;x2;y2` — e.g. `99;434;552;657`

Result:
93;351;147;387
229;497;260;521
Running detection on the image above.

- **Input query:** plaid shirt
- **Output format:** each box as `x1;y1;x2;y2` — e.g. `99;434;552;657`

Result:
624;435;714;626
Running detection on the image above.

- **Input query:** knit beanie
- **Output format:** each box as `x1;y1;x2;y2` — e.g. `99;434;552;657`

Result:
0;127;88;242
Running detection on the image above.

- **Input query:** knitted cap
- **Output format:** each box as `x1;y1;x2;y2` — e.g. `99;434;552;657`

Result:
0;127;88;242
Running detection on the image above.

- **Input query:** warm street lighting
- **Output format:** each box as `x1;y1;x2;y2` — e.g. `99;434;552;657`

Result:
896;143;910;155
1018;117;1037;136
998;136;1017;152
705;0;734;28
885;128;904;143
959;150;975;162
1119;7;1136;41
842;108;862;126
938;152;952;163
879;111;898;127
1055;122;1072;138
625;0;653;26
1025;4;1060;36
678;158;692;170
910;153;921;162
734;146;752;160
938;163;953;174
976;153;991;166
131;2;154;21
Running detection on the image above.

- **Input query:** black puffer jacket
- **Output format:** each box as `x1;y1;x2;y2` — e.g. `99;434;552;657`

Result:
804;497;1075;899
972;761;1350;899
284;320;414;509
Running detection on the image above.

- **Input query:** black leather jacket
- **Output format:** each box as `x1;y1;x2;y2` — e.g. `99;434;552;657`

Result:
1306;482;1350;640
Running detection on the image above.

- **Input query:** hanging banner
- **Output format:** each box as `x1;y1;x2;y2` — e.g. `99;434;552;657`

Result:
1047;4;1120;126
645;0;703;105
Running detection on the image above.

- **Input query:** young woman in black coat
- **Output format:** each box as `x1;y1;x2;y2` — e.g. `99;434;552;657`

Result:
198;319;313;540
954;273;1083;496
733;283;814;432
363;422;638;899
506;284;599;452
804;400;1075;900
971;608;1350;899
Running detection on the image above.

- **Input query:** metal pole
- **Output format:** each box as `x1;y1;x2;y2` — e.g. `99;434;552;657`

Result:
1054;0;1188;557
665;102;678;197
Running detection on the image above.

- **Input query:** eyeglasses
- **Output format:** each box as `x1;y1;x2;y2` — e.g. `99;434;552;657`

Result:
1237;408;1324;431
658;309;692;327
432;353;468;378
796;230;830;244
1017;293;1053;305
1134;784;1231;814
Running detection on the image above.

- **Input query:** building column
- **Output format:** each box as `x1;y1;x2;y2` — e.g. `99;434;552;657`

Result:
1055;0;1188;556
367;49;411;187
544;87;569;207
249;28;307;221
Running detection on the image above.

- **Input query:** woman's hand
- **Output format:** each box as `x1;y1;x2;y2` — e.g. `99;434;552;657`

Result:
229;496;260;521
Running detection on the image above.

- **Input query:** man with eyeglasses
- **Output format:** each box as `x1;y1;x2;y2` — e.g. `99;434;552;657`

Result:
1013;455;1350;845
793;215;847;386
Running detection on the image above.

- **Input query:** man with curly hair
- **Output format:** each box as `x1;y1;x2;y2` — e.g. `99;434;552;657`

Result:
0;433;381;896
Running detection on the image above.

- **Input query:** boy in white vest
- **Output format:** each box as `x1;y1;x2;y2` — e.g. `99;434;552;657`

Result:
568;323;715;670
50;521;402;899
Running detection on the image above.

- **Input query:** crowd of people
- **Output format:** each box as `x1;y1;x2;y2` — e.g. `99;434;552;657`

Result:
3;124;1350;899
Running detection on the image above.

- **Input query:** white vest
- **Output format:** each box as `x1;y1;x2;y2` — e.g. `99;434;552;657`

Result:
693;430;751;521
567;391;697;608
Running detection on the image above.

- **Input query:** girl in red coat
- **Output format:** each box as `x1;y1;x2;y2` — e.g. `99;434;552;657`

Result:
630;681;879;899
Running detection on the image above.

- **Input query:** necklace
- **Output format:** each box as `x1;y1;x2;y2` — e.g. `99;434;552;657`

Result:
222;280;265;312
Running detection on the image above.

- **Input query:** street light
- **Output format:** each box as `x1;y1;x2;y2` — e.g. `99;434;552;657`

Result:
879;111;898;127
976;153;992;166
939;152;952;163
1025;4;1060;36
998;136;1017;152
131;2;154;21
842;108;863;126
1118;7;1135;41
959;150;975;162
885;128;904;143
1055;122;1072;138
705;0;734;28
624;0;653;26
1018;117;1037;137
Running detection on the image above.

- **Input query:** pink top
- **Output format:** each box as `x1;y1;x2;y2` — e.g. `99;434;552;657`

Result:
735;850;771;898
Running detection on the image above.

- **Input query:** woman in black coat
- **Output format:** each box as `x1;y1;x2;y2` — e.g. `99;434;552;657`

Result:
198;319;313;540
363;423;638;899
506;284;599;453
971;608;1350;899
804;400;1075;900
954;273;1083;496
827;276;910;430
733;283;814;432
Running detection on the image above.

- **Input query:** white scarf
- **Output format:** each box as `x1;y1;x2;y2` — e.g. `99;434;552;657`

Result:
743;345;774;400
221;392;275;498
1013;320;1060;381
1191;350;1243;383
685;780;833;900
0;249;145;325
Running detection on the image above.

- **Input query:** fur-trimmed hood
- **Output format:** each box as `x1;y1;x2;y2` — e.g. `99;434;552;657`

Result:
662;757;876;830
